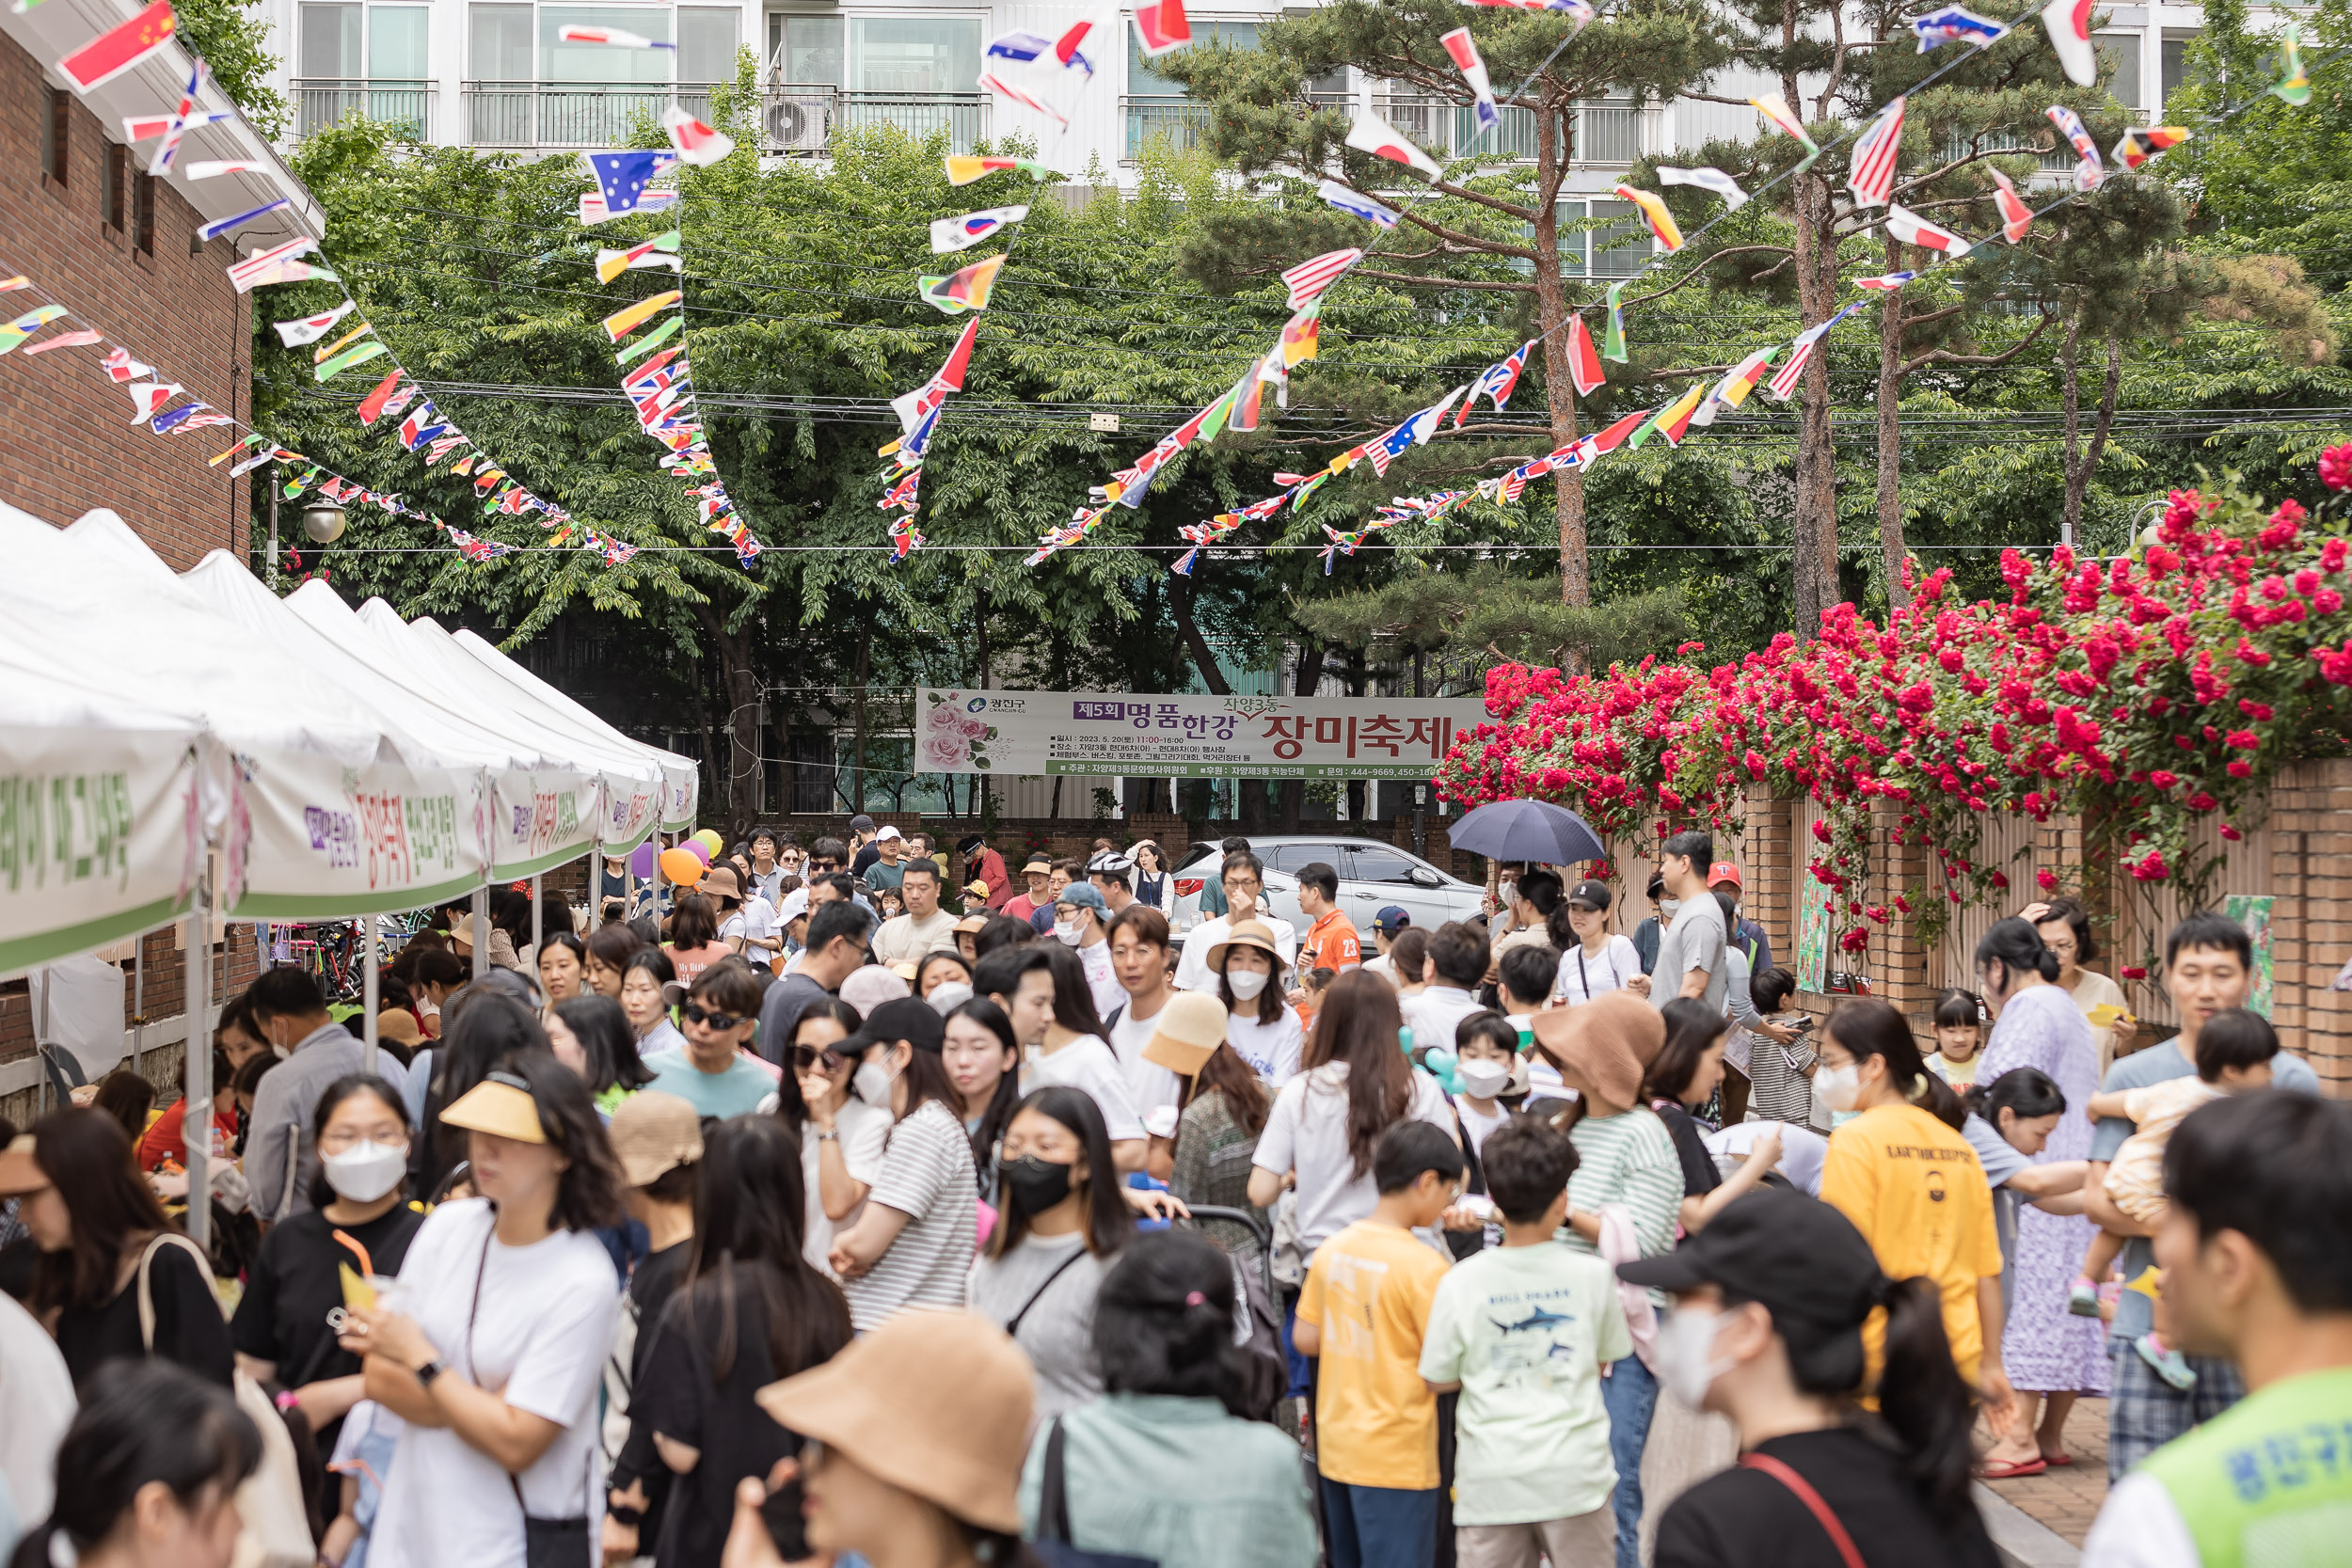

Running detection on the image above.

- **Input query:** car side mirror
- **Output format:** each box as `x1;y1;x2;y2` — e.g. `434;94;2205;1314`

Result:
1409;867;1442;888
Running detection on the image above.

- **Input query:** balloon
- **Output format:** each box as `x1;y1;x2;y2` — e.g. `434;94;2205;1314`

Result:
694;829;725;856
628;843;658;879
684;839;712;866
660;847;706;887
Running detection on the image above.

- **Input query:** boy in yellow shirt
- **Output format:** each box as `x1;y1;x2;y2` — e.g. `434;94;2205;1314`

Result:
1295;1120;1466;1568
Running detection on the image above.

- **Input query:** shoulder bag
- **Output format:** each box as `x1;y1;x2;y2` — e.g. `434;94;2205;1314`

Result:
1031;1418;1159;1568
463;1219;594;1568
1740;1451;1868;1568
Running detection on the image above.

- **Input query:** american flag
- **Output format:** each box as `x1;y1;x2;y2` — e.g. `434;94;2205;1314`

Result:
103;347;153;383
227;238;320;293
1766;304;1865;400
1847;97;1905;208
1280;248;1362;309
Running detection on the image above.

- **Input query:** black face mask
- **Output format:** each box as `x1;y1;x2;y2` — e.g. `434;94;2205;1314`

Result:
998;1154;1074;1214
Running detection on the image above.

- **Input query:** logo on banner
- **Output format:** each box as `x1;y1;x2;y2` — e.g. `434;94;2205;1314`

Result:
305;805;360;868
2;772;136;893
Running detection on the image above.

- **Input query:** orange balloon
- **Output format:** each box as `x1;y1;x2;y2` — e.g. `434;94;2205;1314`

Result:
660;846;706;888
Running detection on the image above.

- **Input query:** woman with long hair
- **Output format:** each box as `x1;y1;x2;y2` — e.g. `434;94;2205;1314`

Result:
620;948;687;1060
664;895;730;984
1967;918;2106;1464
1018;943;1148;1173
547;993;658;1114
1148;991;1274;1265
1130;840;1168;911
631;1117;852;1568
1388;927;1431;1003
1212;920;1304;1086
1815;999;2014;1434
1625;1189;1999;1568
583;924;643;1002
1246;972;1454;1268
339;1051;628;1568
942;997;1023;1201
0;1108;233;1389
414;993;550;1196
6;1359;263;1568
969;1087;1134;1423
1645;999;1783;1232
536;930;589;1008
788;1000;889;1275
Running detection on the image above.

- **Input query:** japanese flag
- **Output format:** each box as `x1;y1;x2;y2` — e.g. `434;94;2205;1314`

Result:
1345;107;1445;179
1884;203;1973;257
1133;0;1191;57
661;106;735;166
2041;0;2097;86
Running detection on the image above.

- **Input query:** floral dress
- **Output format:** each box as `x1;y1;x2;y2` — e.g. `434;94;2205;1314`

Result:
1976;982;2109;1396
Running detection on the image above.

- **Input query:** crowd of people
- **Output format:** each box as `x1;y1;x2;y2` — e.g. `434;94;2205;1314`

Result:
0;813;2344;1568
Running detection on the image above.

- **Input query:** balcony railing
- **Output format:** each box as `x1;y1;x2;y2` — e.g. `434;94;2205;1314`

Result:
754;86;987;154
460;82;723;149
1123;97;1212;158
1373;93;1647;165
293;79;434;139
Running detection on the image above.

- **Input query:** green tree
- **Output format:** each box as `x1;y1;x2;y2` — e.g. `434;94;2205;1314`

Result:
178;0;288;137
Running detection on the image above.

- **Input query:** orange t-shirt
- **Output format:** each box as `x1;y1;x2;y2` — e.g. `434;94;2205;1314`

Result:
1303;909;1362;974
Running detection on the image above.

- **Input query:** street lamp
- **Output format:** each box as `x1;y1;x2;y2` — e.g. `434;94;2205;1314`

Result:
300;501;347;544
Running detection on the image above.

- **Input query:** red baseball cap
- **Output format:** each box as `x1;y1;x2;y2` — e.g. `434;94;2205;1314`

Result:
1707;862;1742;890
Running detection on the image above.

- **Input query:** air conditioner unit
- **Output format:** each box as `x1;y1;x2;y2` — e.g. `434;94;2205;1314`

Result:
764;90;830;151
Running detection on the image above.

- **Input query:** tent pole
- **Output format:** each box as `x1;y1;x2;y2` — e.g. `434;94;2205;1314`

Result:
362;915;379;1079
131;931;146;1084
183;879;214;1251
531;874;543;970
471;888;489;982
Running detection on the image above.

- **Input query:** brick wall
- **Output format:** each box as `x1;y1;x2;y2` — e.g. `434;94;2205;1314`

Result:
0;30;249;562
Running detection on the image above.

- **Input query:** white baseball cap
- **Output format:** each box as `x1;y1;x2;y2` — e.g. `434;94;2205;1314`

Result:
876;825;904;842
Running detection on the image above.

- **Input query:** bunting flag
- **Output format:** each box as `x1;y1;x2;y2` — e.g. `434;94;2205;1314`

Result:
880;468;922;514
1750;92;1820;167
1883;203;1973;257
0;306;69;354
1458;0;1594;26
0;277;26;291
1132;0;1190;56
1990;170;2034;243
1650;383;1708;447
56;0;176;92
1691;346;1775;425
183;159;264;179
616;315;683;362
977;71;1070;126
1601;281;1629;362
125;382;182;423
889;519;925;562
602;290;682;341
556;23;673;47
932;206;1028;253
1765;302;1865;400
102;347;152;382
123;109;230;140
230;447;279;476
596;230;682;282
355;369;406;424
312;322;373;362
580;188;676;225
23;328;102;356
2114;125;2189;170
1912;6;2009;49
1056;19;1100;74
661;106;735;166
984;29;1054;62
1280;247;1361;309
1456;340;1533;424
315;341;389;382
1345;107;1446;179
1439;29;1501;132
2041;0;2097;87
945;155;1052;184
2046;105;2103;189
1318;180;1400;229
1848;97;1904;207
1279;302;1323;369
227;238;328;292
152;402;228;435
1582;405;1649;460
208;435;261;467
1406;385;1470;444
1657;166;1748;210
2271;22;2310;104
1855;270;1916;291
917;253;1008;314
199;199;290;243
147;57;208;177
440;523;519;562
1614;184;1685;251
1565;314;1605;396
587;150;682;217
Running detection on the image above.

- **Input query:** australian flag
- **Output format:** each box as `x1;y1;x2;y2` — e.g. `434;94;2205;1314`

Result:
585;150;682;219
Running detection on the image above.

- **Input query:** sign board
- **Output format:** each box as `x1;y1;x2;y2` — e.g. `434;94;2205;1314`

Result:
2223;894;2275;1017
1089;412;1120;433
915;688;1486;780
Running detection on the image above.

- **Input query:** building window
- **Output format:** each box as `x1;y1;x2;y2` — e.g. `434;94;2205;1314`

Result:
302;2;364;76
134;171;155;254
373;6;431;78
678;7;737;84
2160;35;2194;110
771;13;842;84
2097;32;2142;112
1126;19;1255;156
767;14;979;92
42;87;69;185
1538;196;1646;279
543;6;674;81
103;141;126;229
469;3;532;80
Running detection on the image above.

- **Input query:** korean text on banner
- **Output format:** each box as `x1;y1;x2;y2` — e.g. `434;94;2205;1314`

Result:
915;688;1485;781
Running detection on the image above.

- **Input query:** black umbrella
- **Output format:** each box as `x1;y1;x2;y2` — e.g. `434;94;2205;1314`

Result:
1446;799;1608;866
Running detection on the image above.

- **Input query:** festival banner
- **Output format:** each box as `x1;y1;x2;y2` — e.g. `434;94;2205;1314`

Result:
0;726;199;977
914;688;1485;780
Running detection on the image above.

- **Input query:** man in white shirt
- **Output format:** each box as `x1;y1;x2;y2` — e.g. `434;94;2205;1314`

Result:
1101;905;1184;1134
1406;921;1489;1054
1173;850;1297;992
1053;882;1126;1022
747;828;785;908
871;860;959;966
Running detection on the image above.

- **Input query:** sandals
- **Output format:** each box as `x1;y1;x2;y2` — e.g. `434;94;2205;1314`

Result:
1977;1458;2048;1481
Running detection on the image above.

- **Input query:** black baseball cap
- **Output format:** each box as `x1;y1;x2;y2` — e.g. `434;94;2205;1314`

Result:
839;996;946;1055
1617;1190;1886;1337
1566;879;1612;912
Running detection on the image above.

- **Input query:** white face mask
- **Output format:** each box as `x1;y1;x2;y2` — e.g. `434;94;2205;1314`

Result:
1226;968;1270;1001
320;1140;408;1203
1053;916;1086;947
1456;1058;1512;1100
1655;1305;1740;1407
1658;896;1682;919
1819;1062;1862;1113
853;1054;898;1107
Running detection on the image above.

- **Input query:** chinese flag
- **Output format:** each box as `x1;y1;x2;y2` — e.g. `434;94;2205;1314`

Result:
1133;0;1190;57
355;369;405;426
59;1;178;92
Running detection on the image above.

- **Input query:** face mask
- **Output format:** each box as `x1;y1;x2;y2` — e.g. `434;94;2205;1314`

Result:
998;1154;1074;1214
853;1056;898;1107
1818;1063;1862;1113
1658;897;1682;919
1655;1305;1740;1407
1053;916;1085;947
1456;1058;1512;1100
1226;968;1270;1001
320;1140;408;1203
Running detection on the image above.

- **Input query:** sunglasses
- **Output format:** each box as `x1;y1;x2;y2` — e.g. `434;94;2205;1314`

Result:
682;1002;748;1031
792;1043;847;1071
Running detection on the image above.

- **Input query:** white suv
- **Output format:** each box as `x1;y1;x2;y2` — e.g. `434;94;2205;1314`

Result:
1167;835;1489;942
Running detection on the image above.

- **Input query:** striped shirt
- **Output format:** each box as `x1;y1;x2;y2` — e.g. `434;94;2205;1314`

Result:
1744;1016;1820;1128
1561;1107;1684;1294
843;1100;977;1331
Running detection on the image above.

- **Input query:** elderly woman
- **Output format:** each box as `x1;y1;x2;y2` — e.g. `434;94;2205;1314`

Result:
1970;917;2106;1477
2020;896;2132;1071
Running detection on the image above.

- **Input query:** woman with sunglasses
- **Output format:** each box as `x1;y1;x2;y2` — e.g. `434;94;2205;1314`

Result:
790;1000;893;1277
338;1053;628;1568
643;967;781;1121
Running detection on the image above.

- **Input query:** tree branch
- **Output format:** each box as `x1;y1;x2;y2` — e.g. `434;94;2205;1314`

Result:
1355;268;1535;293
1898;309;2053;374
1618;245;1795;308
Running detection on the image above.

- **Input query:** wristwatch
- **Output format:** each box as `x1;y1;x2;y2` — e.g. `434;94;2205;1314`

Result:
815;1128;839;1143
415;1359;444;1388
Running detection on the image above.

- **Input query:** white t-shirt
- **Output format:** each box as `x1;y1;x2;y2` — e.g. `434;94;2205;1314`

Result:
1456;1097;1509;1158
1252;1063;1454;1257
1075;939;1124;1022
872;909;961;967
1226;1008;1304;1087
1025;1035;1148;1142
371;1200;621;1568
1173;911;1298;992
1104;1000;1185;1132
737;895;778;950
1406;986;1484;1054
803;1099;892;1275
845;1100;978;1331
1703;1119;1830;1196
2078;1469;2196;1568
1552;935;1642;1005
0;1291;73;1526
